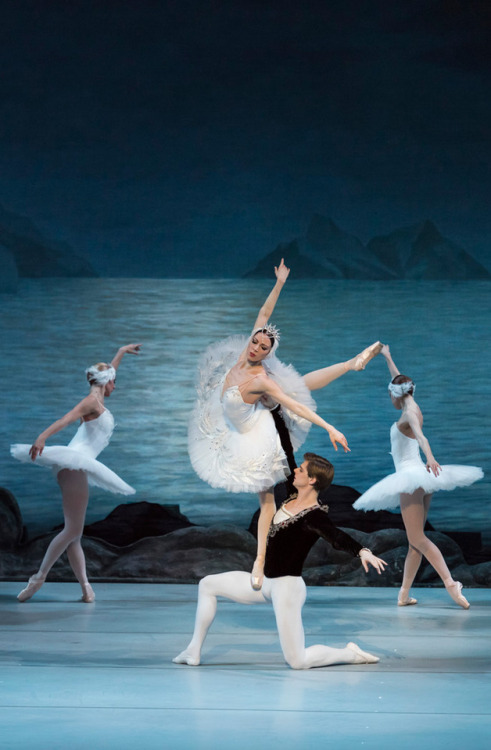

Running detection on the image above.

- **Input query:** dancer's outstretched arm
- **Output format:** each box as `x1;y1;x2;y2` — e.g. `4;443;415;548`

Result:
110;343;142;371
257;376;350;452
381;344;400;379
251;258;290;332
28;398;97;461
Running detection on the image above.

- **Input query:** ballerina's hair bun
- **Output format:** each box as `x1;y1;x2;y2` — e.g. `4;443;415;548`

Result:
388;374;415;398
86;363;116;386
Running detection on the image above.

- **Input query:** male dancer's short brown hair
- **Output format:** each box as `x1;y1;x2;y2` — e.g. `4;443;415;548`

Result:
303;452;334;491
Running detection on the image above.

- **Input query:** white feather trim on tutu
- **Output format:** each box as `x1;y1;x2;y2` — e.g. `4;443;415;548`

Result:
10;444;135;495
353;464;483;511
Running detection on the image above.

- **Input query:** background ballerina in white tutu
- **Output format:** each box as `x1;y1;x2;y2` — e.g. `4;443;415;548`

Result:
188;259;383;590
11;343;141;603
354;344;483;609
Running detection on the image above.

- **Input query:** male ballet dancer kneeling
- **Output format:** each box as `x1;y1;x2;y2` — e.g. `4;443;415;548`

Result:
174;453;387;670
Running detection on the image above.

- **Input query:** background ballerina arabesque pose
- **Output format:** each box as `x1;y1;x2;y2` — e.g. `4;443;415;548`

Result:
11;343;142;604
188;258;383;590
353;344;483;609
174;452;387;669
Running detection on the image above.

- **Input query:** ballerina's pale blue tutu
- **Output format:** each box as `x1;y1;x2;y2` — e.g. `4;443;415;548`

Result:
353;422;483;511
11;409;135;495
188;334;316;494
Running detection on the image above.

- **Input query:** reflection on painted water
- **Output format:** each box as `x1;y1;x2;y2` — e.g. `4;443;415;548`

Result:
1;278;489;541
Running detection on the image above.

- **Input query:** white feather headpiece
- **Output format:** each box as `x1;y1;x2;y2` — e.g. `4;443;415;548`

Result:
86;365;116;386
388;380;415;398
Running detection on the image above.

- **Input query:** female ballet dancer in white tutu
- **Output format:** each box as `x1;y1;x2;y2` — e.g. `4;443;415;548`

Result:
11;343;141;603
188;258;382;590
353;345;483;609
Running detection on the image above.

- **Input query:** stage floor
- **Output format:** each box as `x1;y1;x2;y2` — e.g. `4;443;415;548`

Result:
1;583;490;749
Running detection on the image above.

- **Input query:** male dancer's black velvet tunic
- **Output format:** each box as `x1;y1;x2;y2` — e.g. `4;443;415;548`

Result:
264;504;362;578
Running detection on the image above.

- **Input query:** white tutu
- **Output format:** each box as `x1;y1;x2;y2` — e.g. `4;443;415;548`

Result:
188;335;316;494
354;422;483;511
11;409;135;496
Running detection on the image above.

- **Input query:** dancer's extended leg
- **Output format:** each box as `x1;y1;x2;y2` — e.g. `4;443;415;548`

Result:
400;490;469;609
271;577;379;669
173;572;267;665
303;342;383;390
251;489;276;590
17;469;91;602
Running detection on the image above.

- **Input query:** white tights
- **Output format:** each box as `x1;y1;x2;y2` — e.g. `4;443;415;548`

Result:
35;469;90;585
174;572;366;669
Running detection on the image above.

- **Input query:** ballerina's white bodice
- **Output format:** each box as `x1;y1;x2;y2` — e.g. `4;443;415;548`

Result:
390;422;424;471
67;409;114;459
221;386;265;434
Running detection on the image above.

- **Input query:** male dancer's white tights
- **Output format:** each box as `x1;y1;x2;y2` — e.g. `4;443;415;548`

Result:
173;572;369;670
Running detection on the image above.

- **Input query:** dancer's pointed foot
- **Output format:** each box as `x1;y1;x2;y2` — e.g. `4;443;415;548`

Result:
346;642;379;664
17;574;46;602
81;583;95;603
348;341;383;371
251;556;265;591
397;588;418;606
444;580;470;609
173;649;200;666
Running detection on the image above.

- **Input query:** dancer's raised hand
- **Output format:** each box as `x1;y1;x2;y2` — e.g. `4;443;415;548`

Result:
120;343;142;355
274;258;290;284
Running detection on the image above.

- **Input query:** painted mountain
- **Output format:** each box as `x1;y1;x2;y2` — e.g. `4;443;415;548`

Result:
367;220;490;280
0;203;96;291
245;215;490;280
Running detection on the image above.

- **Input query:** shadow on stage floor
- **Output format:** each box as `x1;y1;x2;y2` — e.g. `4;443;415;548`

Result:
1;583;490;750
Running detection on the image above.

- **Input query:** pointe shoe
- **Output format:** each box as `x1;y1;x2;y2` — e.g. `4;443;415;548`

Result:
17;575;46;602
251;558;265;591
346;642;379;664
81;583;95;603
352;341;383;371
397;588;418;606
445;580;470;610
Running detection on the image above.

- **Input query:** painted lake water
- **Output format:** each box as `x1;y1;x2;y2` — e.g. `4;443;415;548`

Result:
1;278;489;542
